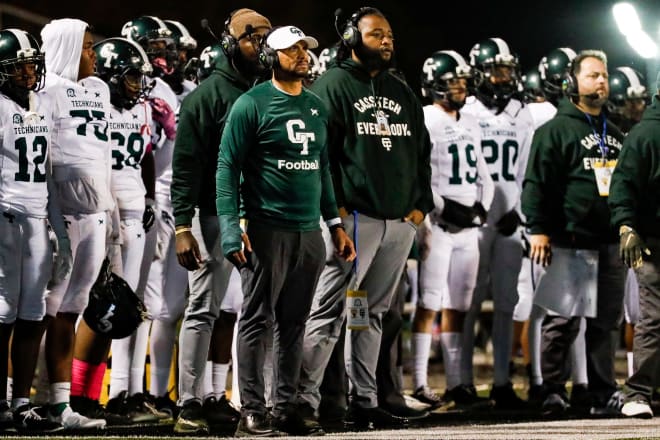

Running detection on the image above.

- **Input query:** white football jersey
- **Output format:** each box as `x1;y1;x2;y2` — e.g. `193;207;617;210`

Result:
527;101;557;129
424;105;494;210
108;102;153;213
149;78;179;201
462;96;534;222
0;92;54;217
45;74;114;212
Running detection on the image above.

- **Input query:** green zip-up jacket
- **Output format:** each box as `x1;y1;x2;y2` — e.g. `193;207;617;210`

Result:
216;81;338;256
310;59;434;219
171;52;253;226
522;98;624;244
609;100;660;238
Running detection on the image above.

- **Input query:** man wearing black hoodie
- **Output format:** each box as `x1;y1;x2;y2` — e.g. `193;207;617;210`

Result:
170;8;271;434
609;73;660;419
298;7;434;428
522;50;626;416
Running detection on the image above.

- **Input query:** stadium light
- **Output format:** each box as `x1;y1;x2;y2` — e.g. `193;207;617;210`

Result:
612;2;658;59
613;2;641;35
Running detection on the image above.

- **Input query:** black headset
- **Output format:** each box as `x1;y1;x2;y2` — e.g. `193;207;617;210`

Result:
220;10;239;57
561;62;578;98
258;26;280;70
339;7;382;48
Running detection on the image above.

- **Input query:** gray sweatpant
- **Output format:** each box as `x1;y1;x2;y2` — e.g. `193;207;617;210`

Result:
178;213;234;404
298;213;416;409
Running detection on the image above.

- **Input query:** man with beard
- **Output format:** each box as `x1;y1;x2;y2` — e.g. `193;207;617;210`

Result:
297;7;434;429
522;50;627;416
217;26;355;436
170;8;271;434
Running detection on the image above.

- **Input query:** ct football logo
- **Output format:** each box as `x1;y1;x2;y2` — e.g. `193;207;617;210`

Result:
100;42;119;68
12;114;23;125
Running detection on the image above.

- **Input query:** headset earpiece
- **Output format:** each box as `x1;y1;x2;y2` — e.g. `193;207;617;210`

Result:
258;26;279;70
561;64;578;97
340;7;382;48
220;10;238;57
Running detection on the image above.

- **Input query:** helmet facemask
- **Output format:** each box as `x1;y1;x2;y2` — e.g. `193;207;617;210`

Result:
478;60;520;109
0;51;45;109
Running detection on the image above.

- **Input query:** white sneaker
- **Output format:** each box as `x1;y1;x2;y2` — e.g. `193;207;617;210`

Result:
49;405;106;430
621;400;653;419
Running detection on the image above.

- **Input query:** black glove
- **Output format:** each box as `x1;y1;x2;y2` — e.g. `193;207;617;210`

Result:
495;209;521;236
619;226;650;269
143;204;156;233
441;197;478;228
472;202;488;225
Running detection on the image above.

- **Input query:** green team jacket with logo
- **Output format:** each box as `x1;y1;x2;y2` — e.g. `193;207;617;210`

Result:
172;51;252;226
310;59;434;219
609;100;660;239
522;98;624;243
216;81;339;237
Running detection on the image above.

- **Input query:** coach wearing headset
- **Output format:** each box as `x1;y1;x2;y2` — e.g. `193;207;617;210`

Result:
297;6;433;428
522;50;626;416
171;8;271;435
216;25;355;437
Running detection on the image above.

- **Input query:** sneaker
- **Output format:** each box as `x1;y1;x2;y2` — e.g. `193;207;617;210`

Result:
129;393;172;423
411;385;446;410
590;390;625;417
154;394;180;419
542;393;569;416
48;405;106;430
70;396;132;426
0;401;14;432
174;400;209;434
106;391;160;424
202;395;240;425
569;384;592;412
444;384;493;410
13;404;63;432
490;382;526;410
622;400;653;419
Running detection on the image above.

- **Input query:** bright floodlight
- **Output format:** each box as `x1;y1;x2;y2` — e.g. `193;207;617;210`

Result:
626;29;659;58
613;2;642;36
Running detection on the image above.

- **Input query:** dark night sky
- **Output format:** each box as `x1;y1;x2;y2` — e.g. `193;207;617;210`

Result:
4;0;660;94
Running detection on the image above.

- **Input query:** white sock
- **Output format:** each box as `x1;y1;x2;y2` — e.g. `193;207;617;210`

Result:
528;305;545;386
440;332;462;390
213;363;229;398
627;352;635;377
109;337;130;399
129;320;151;395
50;382;70;405
492;310;514;386
203;360;213;401
412;332;432;390
11;397;29;409
570;318;588;385
6;377;12;402
149;320;177;397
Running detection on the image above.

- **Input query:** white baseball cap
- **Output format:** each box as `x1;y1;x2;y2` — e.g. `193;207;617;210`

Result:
267;26;318;51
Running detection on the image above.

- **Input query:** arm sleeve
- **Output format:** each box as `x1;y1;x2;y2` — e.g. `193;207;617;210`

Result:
521;129;562;234
216;95;257;256
171;98;208;226
609;135;648;230
319;116;340;221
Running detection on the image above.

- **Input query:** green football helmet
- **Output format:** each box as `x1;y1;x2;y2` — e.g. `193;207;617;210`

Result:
538;47;576;105
609;66;648;108
521;69;544;103
197;43;224;82
468;37;520;108
421;50;473;108
94;37;152;109
0;29;45;107
164;20;197;51
121;16;177;76
317;46;338;76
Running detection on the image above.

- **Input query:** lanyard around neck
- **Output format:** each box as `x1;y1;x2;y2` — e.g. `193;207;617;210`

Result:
584;113;608;158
